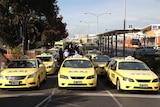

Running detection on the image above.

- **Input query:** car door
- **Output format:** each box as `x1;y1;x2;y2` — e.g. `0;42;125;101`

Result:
108;60;117;85
37;59;46;82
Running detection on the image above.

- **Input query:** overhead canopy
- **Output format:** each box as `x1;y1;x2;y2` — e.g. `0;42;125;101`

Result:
97;29;141;37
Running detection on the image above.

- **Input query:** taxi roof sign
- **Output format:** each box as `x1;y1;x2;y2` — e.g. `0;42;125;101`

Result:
72;54;83;58
125;56;135;60
41;53;48;56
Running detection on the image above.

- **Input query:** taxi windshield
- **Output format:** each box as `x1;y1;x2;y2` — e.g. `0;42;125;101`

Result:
63;60;92;68
118;62;150;70
8;60;36;68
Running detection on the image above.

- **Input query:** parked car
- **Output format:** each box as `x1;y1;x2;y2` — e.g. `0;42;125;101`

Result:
133;46;155;55
0;57;47;89
58;54;97;89
105;56;159;92
92;55;110;75
36;53;58;75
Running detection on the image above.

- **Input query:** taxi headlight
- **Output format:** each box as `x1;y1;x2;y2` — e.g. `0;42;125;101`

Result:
60;75;68;79
152;78;159;82
47;65;52;68
28;72;37;78
123;77;134;82
87;75;95;79
0;75;4;79
99;66;104;69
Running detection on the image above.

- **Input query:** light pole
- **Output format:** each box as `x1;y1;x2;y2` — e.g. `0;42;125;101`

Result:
84;12;111;35
80;20;95;34
123;0;126;57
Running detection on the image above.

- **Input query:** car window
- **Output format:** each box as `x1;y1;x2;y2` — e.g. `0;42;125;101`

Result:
118;62;150;70
94;56;110;62
108;59;117;69
8;60;36;68
63;60;92;68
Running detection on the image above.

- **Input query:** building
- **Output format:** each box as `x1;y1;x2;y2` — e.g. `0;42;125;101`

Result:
141;24;160;47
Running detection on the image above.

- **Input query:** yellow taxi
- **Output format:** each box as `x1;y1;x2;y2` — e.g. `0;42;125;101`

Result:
84;49;102;60
92;55;110;75
0;58;47;89
58;54;97;89
49;47;60;60
54;41;65;50
36;53;58;75
105;56;159;92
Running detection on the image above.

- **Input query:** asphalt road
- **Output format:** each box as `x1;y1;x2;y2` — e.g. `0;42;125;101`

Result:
0;74;160;107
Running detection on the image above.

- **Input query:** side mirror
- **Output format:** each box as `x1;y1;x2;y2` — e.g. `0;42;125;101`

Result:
111;65;116;70
94;65;98;68
39;64;44;68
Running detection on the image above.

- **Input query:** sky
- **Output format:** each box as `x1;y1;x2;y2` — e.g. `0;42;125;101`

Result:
57;0;160;37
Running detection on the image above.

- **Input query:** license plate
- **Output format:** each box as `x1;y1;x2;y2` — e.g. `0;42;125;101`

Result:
139;84;148;88
74;81;82;84
10;81;20;85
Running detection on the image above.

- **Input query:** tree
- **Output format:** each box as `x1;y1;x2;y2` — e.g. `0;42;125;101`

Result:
0;0;68;53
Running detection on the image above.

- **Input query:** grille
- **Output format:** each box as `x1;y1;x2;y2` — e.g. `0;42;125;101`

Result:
71;77;85;79
136;80;150;82
5;76;26;80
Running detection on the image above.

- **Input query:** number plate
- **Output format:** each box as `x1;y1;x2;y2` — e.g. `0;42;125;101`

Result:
74;81;82;84
139;84;148;88
10;81;20;85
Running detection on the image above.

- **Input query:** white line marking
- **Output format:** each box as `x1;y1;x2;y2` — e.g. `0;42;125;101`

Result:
0;93;46;98
72;92;160;99
35;88;56;107
107;91;123;107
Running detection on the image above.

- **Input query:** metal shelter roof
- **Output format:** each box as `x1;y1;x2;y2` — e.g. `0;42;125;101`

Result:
97;29;141;37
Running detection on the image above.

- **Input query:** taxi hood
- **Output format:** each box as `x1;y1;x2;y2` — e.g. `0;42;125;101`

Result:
59;68;95;75
117;70;158;79
1;68;37;76
94;62;107;67
43;62;53;66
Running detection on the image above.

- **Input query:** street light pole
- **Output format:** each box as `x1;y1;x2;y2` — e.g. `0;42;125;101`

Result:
123;0;126;57
84;12;111;35
80;21;95;34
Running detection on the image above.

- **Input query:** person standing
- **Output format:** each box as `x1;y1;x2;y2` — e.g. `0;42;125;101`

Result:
59;48;63;64
63;48;70;59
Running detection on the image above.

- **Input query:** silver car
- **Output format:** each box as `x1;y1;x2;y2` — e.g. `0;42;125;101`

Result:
133;46;155;55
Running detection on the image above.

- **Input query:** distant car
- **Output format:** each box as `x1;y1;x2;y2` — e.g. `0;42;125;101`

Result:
133;46;155;55
36;53;58;75
0;58;47;89
105;56;159;92
92;55;110;75
84;49;102;60
49;48;60;60
58;54;97;89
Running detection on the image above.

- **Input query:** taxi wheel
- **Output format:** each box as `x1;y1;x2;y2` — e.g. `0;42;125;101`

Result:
43;73;47;82
116;79;121;92
35;78;41;90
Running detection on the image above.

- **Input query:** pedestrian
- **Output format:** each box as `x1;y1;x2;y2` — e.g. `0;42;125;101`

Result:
59;48;63;64
63;48;70;59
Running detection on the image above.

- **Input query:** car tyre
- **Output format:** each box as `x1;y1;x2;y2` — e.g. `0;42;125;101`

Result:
43;73;47;82
116;79;122;92
35;78;41;90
